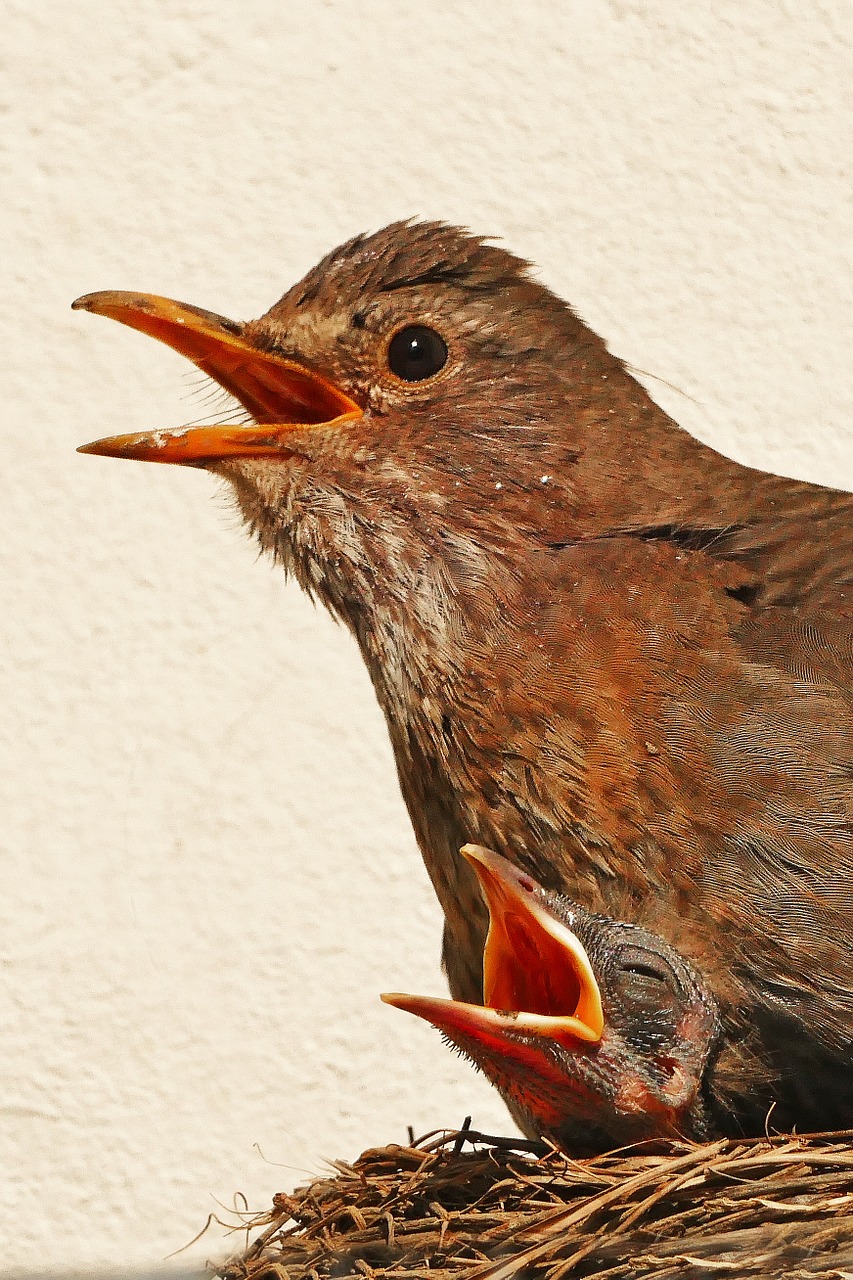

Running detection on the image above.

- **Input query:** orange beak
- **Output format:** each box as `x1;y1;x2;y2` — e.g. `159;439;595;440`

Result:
73;291;362;464
382;844;604;1050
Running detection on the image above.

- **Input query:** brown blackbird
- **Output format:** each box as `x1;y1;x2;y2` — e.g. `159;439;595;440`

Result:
74;221;853;1130
384;845;721;1152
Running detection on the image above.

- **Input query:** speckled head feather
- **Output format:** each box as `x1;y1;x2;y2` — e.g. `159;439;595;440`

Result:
280;219;537;311
248;218;614;394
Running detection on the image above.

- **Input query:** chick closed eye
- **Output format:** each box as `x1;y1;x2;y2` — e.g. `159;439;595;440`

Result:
615;951;683;1019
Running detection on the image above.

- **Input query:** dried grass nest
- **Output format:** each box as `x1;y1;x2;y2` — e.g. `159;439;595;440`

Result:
215;1122;853;1280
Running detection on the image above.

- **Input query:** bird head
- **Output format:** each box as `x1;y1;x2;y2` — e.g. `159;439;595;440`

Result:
74;221;642;625
383;844;720;1151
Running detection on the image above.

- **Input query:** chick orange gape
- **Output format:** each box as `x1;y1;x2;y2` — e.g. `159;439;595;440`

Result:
76;221;853;1137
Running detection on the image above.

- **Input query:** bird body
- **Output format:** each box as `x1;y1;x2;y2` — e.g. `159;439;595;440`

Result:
75;221;853;1130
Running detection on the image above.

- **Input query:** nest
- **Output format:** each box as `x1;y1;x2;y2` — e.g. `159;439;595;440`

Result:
214;1123;853;1280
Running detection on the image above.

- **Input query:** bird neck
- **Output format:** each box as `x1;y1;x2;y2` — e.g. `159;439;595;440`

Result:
560;364;802;541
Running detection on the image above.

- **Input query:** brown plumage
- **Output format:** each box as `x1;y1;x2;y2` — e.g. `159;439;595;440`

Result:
74;220;853;1133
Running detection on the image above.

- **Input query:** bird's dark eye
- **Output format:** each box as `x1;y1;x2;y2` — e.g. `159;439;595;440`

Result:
388;326;448;382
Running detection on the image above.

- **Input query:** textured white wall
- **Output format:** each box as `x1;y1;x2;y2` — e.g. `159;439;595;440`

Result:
4;0;852;1271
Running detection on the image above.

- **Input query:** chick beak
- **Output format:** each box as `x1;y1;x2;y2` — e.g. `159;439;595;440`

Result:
73;291;362;464
382;843;604;1051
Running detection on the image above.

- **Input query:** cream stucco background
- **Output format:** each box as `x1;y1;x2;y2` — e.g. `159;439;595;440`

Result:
4;1;853;1272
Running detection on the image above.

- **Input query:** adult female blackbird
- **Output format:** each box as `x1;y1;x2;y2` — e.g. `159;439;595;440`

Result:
74;221;853;1125
384;845;723;1152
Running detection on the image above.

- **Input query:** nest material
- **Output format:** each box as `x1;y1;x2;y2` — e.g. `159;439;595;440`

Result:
215;1125;853;1280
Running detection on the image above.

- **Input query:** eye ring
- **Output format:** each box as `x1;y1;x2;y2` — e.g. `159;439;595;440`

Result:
387;325;449;383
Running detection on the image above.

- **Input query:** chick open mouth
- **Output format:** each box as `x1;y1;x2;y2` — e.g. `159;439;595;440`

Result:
383;844;604;1048
73;291;361;463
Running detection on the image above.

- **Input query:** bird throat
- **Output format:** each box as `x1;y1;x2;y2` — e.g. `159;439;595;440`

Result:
221;457;535;972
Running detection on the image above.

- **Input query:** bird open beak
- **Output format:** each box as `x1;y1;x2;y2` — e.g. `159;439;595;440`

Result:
73;291;362;464
382;844;604;1050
